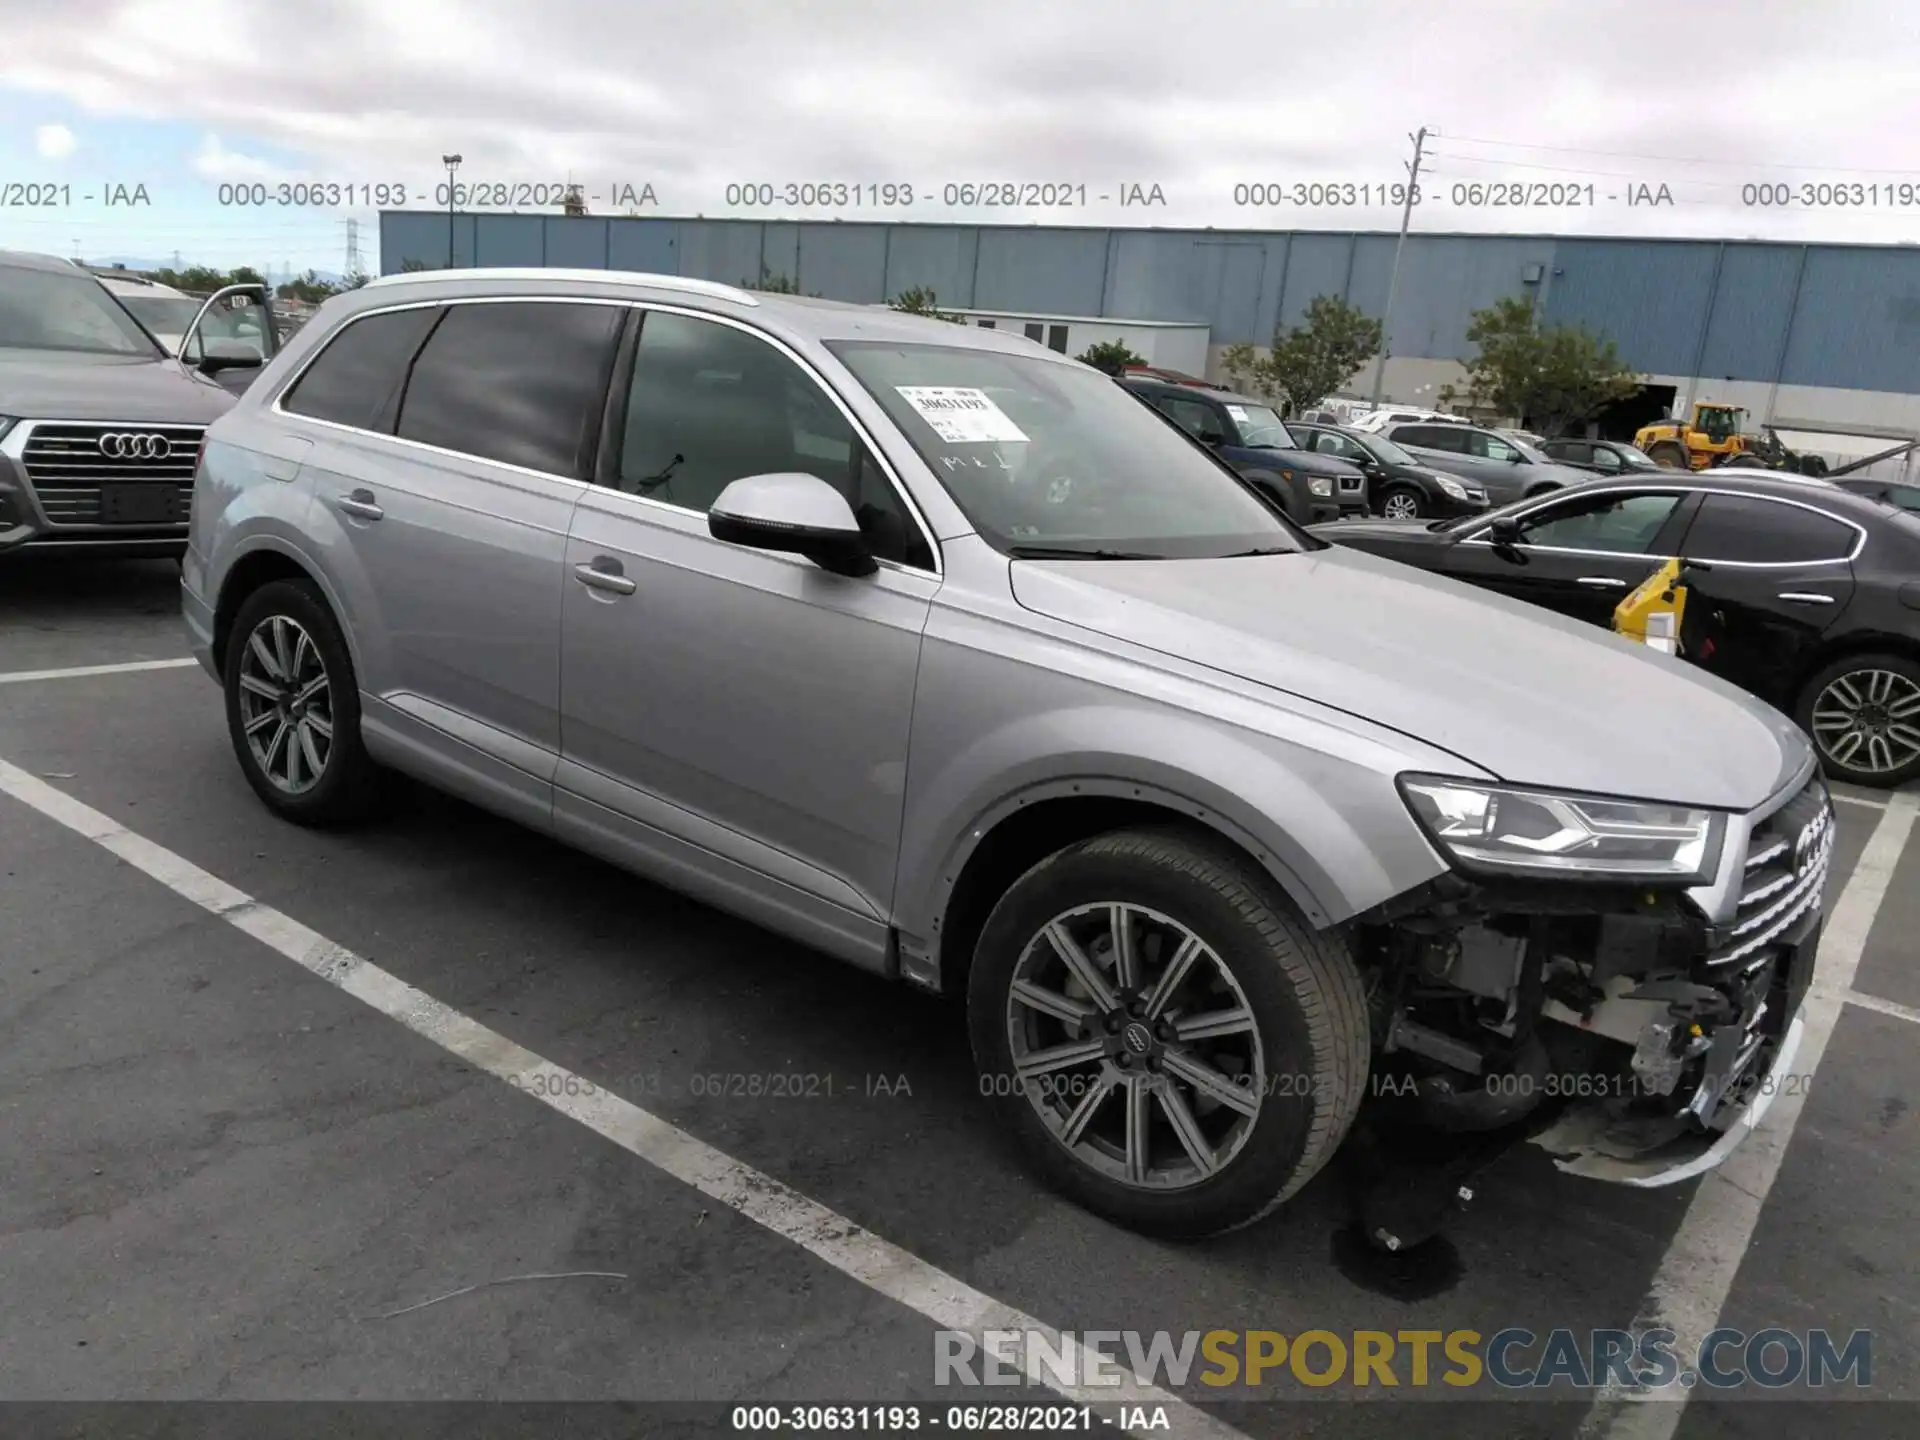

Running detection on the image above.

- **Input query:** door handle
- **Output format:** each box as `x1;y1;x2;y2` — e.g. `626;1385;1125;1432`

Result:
573;559;636;596
336;489;383;521
1777;592;1836;605
1576;576;1628;589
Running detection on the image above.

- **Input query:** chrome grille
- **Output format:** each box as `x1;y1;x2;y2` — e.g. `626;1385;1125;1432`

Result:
1709;781;1833;969
21;422;204;528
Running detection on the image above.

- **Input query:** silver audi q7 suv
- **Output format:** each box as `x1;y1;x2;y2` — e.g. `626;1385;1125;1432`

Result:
183;267;1830;1242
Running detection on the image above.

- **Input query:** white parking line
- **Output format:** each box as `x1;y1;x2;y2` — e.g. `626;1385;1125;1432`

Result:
1584;790;1920;1439
1846;990;1920;1028
1831;793;1888;811
0;754;1246;1440
0;657;198;685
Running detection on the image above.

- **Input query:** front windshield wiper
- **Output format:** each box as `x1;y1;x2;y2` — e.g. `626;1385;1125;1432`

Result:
1219;546;1298;557
1005;544;1165;560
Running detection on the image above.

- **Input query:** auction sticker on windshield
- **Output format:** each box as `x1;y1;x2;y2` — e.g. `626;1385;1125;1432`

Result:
895;387;1029;443
1226;405;1250;421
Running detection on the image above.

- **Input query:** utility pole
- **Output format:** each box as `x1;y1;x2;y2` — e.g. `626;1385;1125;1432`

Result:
1368;126;1428;408
443;154;463;267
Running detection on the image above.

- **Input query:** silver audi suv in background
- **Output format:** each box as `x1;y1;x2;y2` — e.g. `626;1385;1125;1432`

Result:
183;267;1829;1243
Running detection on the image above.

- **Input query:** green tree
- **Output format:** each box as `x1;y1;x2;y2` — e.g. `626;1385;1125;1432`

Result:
889;286;967;323
739;268;822;297
1455;295;1642;437
1219;296;1381;415
276;269;340;304
399;258;433;272
1076;339;1146;376
229;265;267;289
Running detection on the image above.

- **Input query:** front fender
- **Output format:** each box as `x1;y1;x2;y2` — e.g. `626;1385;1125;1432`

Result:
892;694;1463;957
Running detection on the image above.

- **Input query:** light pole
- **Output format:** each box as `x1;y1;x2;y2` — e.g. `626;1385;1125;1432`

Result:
442;154;462;267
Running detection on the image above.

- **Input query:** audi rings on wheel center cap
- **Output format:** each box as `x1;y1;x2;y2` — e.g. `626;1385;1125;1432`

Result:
1121;1021;1155;1056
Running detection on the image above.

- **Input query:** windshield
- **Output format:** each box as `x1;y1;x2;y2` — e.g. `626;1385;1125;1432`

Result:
0;264;161;356
115;294;202;350
827;341;1310;558
1354;430;1417;465
1697;407;1743;442
1224;402;1294;449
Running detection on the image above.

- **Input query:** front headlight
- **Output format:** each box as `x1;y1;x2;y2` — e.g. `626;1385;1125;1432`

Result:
1308;475;1334;497
1432;474;1467;499
1398;774;1725;883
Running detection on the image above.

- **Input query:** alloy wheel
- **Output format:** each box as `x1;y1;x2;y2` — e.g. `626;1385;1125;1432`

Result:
1811;668;1920;776
1381;491;1422;520
236;614;334;795
1003;902;1265;1191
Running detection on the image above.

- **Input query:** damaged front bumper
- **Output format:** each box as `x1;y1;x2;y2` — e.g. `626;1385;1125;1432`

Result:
1357;766;1832;1192
1531;1012;1806;1186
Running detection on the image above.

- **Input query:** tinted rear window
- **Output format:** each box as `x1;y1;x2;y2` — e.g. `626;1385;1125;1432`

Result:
395;301;623;476
282;306;441;431
1680;493;1857;564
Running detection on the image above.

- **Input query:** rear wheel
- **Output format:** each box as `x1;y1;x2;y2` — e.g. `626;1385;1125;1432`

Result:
967;828;1369;1238
1378;484;1425;520
223;579;386;824
1797;653;1920;788
1648;442;1690;470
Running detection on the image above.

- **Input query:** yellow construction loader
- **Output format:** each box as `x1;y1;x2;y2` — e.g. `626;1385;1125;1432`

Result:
1633;402;1829;475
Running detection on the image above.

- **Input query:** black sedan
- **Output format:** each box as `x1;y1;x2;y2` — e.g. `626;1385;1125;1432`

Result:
1314;471;1920;786
1834;476;1920;515
1288;421;1491;520
1537;437;1668;477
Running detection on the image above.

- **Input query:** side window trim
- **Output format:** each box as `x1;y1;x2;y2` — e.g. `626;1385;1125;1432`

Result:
600;300;943;578
1459;486;1691;555
1673;492;1865;567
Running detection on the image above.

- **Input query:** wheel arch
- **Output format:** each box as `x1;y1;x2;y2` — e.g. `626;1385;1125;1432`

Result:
918;782;1326;1000
211;537;349;677
1792;631;1920;707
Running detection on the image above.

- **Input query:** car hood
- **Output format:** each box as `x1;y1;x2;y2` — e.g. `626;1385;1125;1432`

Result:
1009;544;1812;811
0;349;237;423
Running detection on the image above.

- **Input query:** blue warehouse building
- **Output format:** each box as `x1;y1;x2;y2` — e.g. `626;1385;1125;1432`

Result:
379;211;1920;448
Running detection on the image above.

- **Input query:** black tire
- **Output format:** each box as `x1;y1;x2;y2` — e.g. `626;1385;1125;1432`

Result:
1795;652;1920;789
1377;483;1426;521
1648;443;1690;470
967;827;1370;1238
223;578;386;824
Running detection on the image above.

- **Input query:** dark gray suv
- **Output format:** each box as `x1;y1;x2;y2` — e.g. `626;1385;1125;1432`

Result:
0;250;265;558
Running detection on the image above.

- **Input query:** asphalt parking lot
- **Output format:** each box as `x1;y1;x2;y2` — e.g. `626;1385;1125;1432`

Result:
3;555;1918;1438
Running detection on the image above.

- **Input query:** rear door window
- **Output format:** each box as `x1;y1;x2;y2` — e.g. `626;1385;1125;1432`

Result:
395;300;623;477
1679;494;1858;564
280;305;442;432
1396;425;1460;451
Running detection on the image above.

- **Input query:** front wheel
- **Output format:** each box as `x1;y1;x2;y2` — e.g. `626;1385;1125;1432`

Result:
1797;653;1920;788
1378;484;1425;521
967;828;1370;1238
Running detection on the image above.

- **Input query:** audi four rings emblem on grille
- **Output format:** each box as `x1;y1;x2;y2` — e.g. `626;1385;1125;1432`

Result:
98;432;172;460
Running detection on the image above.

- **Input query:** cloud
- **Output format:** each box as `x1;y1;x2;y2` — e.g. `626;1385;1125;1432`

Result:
34;123;77;159
190;133;294;184
0;0;1913;241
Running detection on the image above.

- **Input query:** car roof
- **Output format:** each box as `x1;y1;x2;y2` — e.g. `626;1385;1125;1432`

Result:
0;248;86;274
1551;468;1891;517
354;266;1062;359
1120;375;1274;408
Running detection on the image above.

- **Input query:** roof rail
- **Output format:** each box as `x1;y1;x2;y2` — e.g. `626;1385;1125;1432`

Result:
364;266;759;306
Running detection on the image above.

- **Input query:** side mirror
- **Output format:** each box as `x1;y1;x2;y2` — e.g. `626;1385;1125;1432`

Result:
1487;518;1529;563
198;339;264;375
708;472;876;577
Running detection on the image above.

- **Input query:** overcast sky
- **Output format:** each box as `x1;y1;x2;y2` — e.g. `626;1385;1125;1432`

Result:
0;0;1916;274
